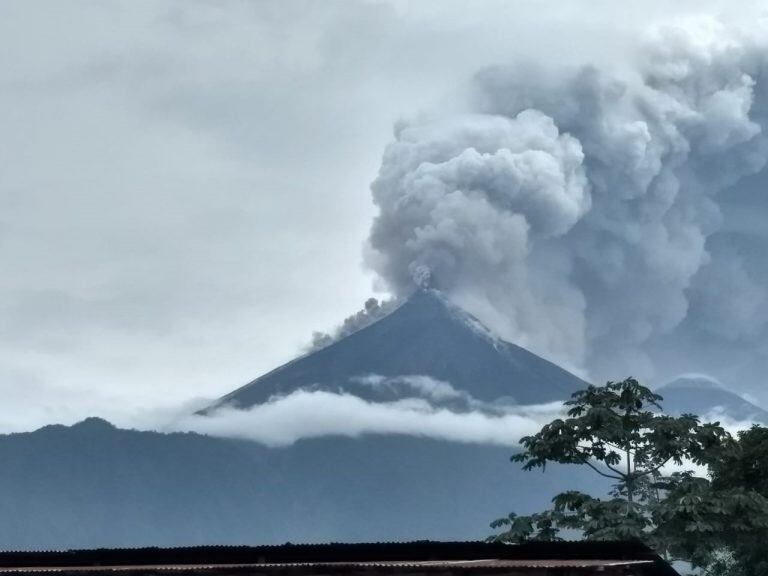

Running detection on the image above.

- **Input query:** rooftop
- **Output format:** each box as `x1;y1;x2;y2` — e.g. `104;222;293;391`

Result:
0;541;678;576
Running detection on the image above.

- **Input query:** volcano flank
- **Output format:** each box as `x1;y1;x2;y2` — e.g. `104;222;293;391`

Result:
208;289;587;412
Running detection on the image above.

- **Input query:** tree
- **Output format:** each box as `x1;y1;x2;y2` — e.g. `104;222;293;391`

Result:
512;378;730;505
694;426;768;575
651;470;768;574
711;425;768;494
491;378;768;574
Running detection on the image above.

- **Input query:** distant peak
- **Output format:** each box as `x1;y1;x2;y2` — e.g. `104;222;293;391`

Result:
72;417;117;430
660;373;726;391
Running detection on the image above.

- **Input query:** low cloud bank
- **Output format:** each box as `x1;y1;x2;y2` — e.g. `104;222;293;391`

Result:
7;372;762;461
167;389;565;447
349;373;524;411
353;374;467;402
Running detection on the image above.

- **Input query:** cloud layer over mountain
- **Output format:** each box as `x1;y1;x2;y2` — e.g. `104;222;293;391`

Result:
174;386;565;447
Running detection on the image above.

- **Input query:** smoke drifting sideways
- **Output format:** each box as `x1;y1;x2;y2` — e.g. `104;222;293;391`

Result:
365;17;768;394
308;297;400;352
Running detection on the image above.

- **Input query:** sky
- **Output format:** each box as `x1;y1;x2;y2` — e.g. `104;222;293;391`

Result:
2;0;768;432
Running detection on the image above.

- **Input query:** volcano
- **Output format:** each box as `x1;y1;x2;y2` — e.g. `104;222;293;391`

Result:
656;374;768;423
209;289;587;411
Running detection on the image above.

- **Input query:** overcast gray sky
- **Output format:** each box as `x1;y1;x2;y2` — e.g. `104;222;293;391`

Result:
1;0;765;431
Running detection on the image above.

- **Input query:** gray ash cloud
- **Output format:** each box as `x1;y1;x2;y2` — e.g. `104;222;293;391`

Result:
365;18;768;388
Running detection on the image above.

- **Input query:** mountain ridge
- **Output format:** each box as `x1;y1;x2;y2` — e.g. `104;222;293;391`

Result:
0;417;604;550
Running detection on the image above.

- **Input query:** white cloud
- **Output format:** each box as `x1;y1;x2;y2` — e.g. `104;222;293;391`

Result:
352;374;467;402
166;390;566;447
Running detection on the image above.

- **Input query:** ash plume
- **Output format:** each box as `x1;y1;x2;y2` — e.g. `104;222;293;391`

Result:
308;297;401;352
366;17;768;388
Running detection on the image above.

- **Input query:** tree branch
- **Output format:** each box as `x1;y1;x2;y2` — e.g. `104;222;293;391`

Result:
602;440;636;457
578;440;638;459
579;457;623;480
634;457;672;478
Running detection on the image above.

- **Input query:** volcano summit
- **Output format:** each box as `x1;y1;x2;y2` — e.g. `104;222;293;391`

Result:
208;289;587;412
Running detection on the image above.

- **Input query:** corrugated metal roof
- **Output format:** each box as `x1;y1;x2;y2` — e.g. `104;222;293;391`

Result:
0;541;678;575
0;559;658;568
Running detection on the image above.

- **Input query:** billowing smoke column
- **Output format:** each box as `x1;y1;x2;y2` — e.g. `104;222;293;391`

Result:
366;18;768;385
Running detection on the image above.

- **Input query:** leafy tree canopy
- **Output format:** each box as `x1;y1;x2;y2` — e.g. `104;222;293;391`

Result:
511;378;730;503
491;378;768;575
